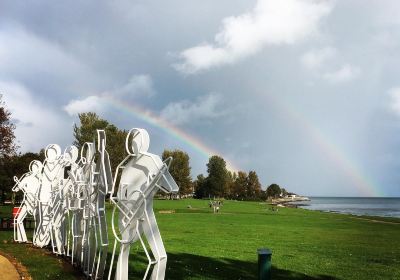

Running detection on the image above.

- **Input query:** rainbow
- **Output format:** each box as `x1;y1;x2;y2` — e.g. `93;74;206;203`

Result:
98;92;380;196
266;94;383;197
104;96;240;172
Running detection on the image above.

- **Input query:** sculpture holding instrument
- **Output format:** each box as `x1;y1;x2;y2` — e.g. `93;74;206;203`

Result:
34;144;65;248
12;160;43;242
50;145;79;255
67;141;95;267
109;128;179;280
89;130;113;279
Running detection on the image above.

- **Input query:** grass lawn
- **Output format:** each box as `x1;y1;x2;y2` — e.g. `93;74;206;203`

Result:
0;199;399;279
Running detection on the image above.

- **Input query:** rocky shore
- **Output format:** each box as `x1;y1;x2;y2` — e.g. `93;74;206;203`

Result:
270;196;310;208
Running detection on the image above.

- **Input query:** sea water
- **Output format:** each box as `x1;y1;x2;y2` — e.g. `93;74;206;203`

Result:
291;197;400;218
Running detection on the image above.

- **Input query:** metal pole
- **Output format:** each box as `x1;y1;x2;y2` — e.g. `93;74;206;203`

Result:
258;248;272;280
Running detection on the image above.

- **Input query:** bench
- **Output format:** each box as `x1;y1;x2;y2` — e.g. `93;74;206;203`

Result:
0;207;35;230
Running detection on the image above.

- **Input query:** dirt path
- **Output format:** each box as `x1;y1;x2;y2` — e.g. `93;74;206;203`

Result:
0;251;32;280
0;254;21;280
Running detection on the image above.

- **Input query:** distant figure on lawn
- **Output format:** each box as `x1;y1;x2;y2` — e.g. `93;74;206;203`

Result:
209;200;223;213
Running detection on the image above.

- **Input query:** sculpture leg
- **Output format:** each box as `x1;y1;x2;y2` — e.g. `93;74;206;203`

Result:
86;216;98;277
33;202;41;242
81;212;91;271
142;209;167;280
114;243;131;280
72;211;82;264
51;198;65;254
15;205;28;242
94;198;109;279
34;203;51;247
54;212;66;255
52;202;66;255
114;217;139;280
65;211;71;257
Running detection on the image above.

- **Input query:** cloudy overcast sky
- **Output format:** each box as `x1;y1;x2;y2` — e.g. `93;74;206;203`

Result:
1;0;400;196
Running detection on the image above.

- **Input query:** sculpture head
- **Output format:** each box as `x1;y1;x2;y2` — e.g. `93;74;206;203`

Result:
64;146;79;164
80;142;94;164
125;128;150;157
29;160;43;174
45;144;61;163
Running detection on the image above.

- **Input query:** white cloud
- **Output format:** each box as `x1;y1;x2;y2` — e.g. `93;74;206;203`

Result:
63;95;106;116
389;87;400;115
63;74;154;116
174;0;333;74
160;94;226;125
300;47;336;69
0;81;71;152
323;64;360;83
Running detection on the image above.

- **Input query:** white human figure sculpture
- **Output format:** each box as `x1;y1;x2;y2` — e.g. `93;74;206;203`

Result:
12;160;43;242
68;142;95;268
81;144;100;278
50;145;79;255
75;130;112;279
109;128;179;280
62;145;82;257
34;144;64;247
90;130;113;279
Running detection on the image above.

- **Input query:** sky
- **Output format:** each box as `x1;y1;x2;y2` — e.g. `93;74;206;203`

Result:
1;0;400;197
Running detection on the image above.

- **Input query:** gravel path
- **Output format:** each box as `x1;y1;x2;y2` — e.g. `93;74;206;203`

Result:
0;254;20;280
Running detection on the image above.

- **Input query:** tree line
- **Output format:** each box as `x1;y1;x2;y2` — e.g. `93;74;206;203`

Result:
0;98;289;202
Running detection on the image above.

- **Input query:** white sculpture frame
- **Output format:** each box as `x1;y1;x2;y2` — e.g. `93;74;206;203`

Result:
108;128;179;280
11;127;177;280
12;160;43;242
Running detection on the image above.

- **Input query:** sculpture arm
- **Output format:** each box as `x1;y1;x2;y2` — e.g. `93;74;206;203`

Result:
12;173;29;192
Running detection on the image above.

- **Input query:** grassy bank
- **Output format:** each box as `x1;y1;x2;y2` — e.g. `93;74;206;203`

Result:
0;199;399;279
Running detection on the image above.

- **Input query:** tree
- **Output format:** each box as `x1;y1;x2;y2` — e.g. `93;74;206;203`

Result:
225;171;236;199
194;174;207;198
205;155;229;198
281;188;288;197
0;95;18;157
266;184;281;199
73;112;127;172
232;171;247;200
162;149;193;196
246;171;262;200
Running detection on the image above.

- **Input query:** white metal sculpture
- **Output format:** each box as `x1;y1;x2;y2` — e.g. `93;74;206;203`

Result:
12;160;43;242
11;127;177;280
109;128;179;280
34;144;65;248
90;130;113;279
67;142;95;269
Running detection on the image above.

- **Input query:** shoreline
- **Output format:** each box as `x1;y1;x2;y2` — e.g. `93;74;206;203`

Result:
303;207;400;222
294;205;400;221
268;197;400;221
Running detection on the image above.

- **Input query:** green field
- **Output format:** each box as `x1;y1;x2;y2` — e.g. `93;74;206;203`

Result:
1;199;399;279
